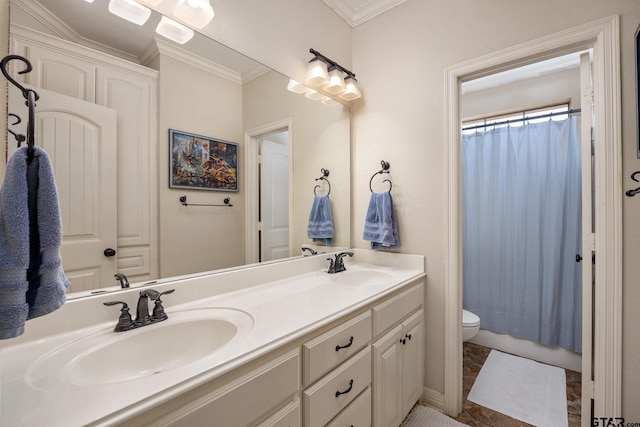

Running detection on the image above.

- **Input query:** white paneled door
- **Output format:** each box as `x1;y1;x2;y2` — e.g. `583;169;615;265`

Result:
9;85;118;293
260;138;290;262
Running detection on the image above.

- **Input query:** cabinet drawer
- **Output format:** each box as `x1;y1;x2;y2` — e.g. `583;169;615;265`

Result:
303;346;371;427
153;350;299;427
303;311;372;385
326;386;372;427
372;283;423;337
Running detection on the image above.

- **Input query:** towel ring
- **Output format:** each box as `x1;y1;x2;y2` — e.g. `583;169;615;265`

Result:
369;160;392;193
314;168;331;196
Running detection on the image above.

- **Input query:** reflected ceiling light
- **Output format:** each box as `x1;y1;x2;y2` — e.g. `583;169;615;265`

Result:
108;0;151;25
324;67;346;94
173;0;215;29
339;76;362;101
156;16;194;44
287;79;307;94
305;56;329;86
82;0;95;3
321;97;340;107
304;88;324;101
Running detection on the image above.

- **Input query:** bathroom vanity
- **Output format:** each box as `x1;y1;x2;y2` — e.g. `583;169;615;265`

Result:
0;250;425;426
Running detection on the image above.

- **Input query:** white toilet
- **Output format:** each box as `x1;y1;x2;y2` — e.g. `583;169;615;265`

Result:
462;309;480;341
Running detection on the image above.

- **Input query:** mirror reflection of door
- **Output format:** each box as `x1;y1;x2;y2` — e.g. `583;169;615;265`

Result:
259;131;289;262
8;85;118;293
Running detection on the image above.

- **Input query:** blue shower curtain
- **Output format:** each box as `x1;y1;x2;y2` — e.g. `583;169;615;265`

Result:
462;117;582;352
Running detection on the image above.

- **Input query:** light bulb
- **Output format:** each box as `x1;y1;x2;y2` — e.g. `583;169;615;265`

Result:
304;88;324;101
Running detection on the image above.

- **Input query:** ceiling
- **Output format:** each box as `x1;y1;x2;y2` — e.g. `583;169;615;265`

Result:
15;0;585;90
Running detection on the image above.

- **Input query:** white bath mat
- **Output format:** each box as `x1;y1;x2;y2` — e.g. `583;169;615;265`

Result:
468;350;568;427
401;405;469;427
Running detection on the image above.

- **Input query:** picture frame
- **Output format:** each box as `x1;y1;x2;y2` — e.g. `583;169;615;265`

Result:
169;129;239;192
636;23;640;158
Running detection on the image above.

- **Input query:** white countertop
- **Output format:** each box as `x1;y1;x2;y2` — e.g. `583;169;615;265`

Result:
0;250;425;426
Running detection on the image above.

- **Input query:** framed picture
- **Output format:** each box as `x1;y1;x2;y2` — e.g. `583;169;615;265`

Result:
636;23;640;158
169;129;239;192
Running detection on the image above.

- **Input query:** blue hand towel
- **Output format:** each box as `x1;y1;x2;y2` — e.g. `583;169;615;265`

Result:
307;195;334;246
363;191;399;249
0;147;69;340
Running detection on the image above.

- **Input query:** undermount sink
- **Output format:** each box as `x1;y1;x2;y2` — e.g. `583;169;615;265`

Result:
26;308;254;391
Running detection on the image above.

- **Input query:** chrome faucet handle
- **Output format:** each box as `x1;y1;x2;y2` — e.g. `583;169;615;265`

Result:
151;289;175;321
103;301;134;332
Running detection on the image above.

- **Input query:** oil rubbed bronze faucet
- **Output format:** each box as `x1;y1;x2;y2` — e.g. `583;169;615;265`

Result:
327;251;354;274
103;289;175;332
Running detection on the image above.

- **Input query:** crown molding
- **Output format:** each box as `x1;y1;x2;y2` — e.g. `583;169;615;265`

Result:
322;0;407;27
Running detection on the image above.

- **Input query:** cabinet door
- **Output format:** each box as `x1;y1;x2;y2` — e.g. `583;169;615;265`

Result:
372;325;403;427
401;309;424;419
256;399;300;427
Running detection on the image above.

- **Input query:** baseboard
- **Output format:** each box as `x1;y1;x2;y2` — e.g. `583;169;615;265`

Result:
421;386;445;411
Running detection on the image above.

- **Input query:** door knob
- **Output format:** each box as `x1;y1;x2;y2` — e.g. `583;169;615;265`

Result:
104;248;117;257
575;254;582;262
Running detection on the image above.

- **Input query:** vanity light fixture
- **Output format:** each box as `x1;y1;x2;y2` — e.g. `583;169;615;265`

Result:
306;48;361;100
173;0;215;29
156;16;194;44
108;0;151;26
82;0;95;3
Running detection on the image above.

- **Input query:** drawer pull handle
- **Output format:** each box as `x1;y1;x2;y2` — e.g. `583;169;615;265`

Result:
335;379;354;397
335;336;354;352
400;338;406;345
405;333;412;341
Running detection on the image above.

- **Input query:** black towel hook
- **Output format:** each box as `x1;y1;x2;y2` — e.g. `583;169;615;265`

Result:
1;55;39;164
626;171;640;197
314;168;331;196
7;113;26;146
369;160;392;193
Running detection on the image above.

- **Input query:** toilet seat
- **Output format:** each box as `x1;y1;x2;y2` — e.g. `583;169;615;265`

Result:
462;309;480;327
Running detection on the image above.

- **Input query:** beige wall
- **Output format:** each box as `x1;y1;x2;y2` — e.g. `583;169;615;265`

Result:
351;0;640;418
157;54;245;277
242;70;351;251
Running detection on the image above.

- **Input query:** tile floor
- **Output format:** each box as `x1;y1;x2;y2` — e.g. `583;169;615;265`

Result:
453;342;581;427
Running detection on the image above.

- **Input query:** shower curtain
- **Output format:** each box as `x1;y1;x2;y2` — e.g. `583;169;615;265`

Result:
462;117;582;352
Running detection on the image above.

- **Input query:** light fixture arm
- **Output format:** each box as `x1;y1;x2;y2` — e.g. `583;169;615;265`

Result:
309;48;356;79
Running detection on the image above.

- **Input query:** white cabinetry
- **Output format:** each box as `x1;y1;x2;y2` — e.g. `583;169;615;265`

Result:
10;26;158;285
372;285;424;427
123;349;300;427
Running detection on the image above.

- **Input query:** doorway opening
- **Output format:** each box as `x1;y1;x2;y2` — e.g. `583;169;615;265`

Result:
458;51;589;426
443;16;622;425
244;118;293;265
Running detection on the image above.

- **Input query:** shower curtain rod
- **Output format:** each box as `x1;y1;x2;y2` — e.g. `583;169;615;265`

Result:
462;108;581;131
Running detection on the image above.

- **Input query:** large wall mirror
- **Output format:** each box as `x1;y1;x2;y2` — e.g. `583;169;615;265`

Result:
8;0;351;299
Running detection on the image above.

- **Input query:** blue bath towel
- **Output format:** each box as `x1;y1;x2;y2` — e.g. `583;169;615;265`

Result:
363;191;399;249
0;147;69;340
307;195;334;246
